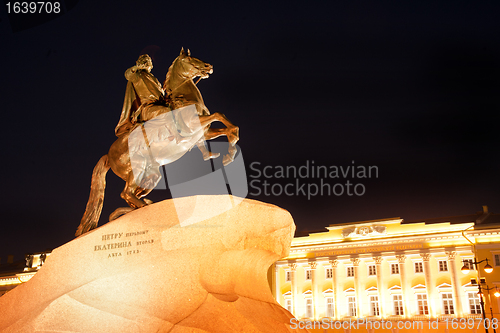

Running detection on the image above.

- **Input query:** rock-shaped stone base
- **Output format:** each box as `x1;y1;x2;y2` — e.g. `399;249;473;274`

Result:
0;195;306;333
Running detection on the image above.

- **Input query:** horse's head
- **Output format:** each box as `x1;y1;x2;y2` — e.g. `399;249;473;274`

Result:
164;48;214;113
173;48;213;80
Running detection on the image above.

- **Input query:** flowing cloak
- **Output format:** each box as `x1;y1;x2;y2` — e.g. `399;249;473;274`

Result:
115;68;165;137
115;81;139;136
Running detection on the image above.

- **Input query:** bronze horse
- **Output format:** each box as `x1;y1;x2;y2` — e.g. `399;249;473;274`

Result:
75;49;239;236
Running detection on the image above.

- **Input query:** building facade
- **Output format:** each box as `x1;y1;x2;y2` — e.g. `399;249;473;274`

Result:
271;208;500;332
0;252;51;297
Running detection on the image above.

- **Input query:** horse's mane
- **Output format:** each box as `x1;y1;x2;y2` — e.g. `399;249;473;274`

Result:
163;57;178;93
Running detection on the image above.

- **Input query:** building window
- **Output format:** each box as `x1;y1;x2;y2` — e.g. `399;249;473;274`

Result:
494;254;500;267
285;299;292;313
368;265;376;276
306;298;313;318
468;292;482;314
306;270;312;280
286;271;291;282
348;296;357;316
463;259;475;270
326;268;333;279
326;297;334;317
347;267;355;277
393;295;404;315
370;296;380;316
391;263;399;274
417;294;429;315
439;260;448;272
415;262;423;273
442;293;455;314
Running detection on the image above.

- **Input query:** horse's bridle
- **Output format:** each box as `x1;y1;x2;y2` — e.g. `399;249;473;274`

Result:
167;58;206;95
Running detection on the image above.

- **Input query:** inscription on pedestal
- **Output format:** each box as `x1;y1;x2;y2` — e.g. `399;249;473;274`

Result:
94;229;155;258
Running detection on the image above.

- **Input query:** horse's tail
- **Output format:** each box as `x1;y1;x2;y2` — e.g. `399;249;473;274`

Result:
75;155;110;237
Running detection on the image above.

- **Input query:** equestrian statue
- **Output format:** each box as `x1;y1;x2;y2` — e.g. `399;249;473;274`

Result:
75;48;239;237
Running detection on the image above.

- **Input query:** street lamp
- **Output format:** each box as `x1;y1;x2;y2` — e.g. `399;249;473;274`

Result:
460;258;494;333
462;226;493;333
461;258;493;275
484;261;493;273
482;285;500;333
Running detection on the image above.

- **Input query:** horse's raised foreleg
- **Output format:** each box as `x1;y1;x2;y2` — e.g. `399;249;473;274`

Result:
199;113;239;146
223;144;238;166
196;140;220;161
200;126;239;166
203;128;228;140
182;112;239;165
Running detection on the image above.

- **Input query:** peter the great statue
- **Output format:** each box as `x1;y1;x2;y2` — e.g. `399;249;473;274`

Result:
76;49;239;236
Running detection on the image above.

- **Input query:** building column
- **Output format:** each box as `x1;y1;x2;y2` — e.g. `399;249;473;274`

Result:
351;258;361;317
289;263;297;316
309;261;318;319
275;264;280;303
397;254;409;318
421;253;436;317
330;259;339;320
374;256;385;317
447;251;463;316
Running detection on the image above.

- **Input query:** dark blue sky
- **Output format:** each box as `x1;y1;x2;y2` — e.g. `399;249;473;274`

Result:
1;1;499;260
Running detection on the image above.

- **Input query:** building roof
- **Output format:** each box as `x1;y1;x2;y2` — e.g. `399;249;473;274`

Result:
296;206;499;238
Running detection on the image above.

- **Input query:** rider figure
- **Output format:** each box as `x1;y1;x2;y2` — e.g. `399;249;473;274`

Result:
115;54;186;143
116;53;219;160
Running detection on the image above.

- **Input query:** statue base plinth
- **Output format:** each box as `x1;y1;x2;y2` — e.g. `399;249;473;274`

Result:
0;195;306;333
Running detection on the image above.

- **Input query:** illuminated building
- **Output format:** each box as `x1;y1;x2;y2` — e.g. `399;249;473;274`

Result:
0;252;51;297
271;206;500;332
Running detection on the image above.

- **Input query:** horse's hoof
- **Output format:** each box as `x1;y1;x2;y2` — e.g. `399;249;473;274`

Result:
109;207;135;221
222;154;234;166
228;126;239;145
144;198;154;205
203;152;220;161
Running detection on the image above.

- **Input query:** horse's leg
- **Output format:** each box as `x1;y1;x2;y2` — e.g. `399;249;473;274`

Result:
134;164;163;201
198;113;239;145
220;143;238;166
135;186;154;203
109;176;154;222
196;140;220;161
202;127;238;166
121;173;149;209
203;127;227;140
109;166;153;221
183;112;239;164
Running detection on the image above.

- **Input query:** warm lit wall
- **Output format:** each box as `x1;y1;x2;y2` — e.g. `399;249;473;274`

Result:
474;229;500;319
272;218;500;333
0;252;51;297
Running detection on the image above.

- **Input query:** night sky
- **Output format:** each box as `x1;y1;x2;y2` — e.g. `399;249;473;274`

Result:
1;1;499;261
